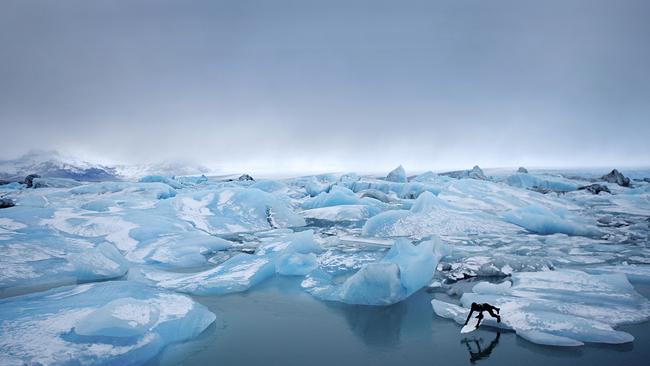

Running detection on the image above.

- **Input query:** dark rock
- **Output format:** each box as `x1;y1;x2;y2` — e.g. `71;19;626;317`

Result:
601;169;630;187
578;184;611;195
468;165;487;180
517;167;528;174
238;174;255;181
23;174;41;188
0;198;15;209
529;186;554;194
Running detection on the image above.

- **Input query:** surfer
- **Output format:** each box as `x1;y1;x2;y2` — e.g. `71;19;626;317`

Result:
464;302;501;329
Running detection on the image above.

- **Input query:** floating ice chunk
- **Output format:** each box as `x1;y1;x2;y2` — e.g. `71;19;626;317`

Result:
139;175;185;189
255;229;321;256
70;182;177;200
432;270;650;346
302;205;381;222
250;179;289;193
363;192;519;239
41;208;139;251
276;253;319;275
142;253;276;295
358;189;396;203
305;239;443;305
437;249;555;281
412;171;444;183
471;280;512;295
385;165;407;183
31;177;82;189
0;281;215;365
317;246;387;276
505;173;579;192
441;165;487;180
584;265;650;284
302;186;362;209
338;262;405;305
68;242;130;280
503;205;602;237
176;188;305;234
125;232;232;268
343;179;441;199
0;238;128;298
292;175;335;197
80;199;115;212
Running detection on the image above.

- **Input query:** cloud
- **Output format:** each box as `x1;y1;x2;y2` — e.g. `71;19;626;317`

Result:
1;0;649;173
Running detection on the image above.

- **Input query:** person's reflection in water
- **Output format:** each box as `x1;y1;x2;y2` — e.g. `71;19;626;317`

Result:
461;332;500;364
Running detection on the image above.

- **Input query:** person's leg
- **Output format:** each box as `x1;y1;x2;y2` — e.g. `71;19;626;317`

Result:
486;307;501;323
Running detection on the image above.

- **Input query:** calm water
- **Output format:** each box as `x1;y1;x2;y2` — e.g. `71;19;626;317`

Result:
153;277;650;366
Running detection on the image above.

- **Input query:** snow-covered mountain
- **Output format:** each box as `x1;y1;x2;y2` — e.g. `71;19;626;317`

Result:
0;150;119;181
114;161;211;179
0;151;214;181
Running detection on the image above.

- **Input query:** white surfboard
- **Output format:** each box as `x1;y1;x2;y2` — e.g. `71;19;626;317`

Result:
460;315;480;334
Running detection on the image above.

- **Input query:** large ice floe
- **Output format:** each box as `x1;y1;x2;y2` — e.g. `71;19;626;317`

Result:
432;270;650;346
1;162;649;362
0;281;215;365
363;191;521;239
174;187;305;234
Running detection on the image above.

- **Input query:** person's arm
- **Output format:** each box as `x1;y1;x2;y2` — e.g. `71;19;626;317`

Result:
475;313;483;328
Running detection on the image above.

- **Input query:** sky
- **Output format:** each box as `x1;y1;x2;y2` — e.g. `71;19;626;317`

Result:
1;0;649;174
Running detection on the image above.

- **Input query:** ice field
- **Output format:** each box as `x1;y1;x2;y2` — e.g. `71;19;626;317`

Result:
1;165;649;365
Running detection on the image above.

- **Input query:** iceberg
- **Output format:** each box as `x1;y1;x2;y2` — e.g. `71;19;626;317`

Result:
276;252;319;275
301;186;363;209
303;238;443;305
300;186;385;222
0;281;215;365
441;165;487;180
342;179;441;199
385;165;407;183
0;209;129;297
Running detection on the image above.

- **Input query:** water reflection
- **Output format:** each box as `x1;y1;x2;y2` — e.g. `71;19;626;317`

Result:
338;301;407;348
461;331;501;363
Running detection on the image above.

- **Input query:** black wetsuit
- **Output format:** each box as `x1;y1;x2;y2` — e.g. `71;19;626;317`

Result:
464;302;501;329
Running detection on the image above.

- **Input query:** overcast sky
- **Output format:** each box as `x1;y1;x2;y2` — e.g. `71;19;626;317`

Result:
1;0;649;174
